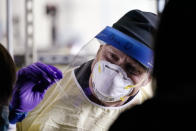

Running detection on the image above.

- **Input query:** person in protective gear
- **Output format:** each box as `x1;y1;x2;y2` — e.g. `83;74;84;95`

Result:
0;43;62;131
17;9;158;131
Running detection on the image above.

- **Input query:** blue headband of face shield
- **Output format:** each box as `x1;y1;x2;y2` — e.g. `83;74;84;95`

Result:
95;26;153;69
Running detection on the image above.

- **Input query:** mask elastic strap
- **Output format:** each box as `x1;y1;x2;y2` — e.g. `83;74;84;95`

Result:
125;70;150;89
97;55;102;73
120;72;150;101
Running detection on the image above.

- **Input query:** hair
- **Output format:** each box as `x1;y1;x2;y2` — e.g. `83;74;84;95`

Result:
0;43;16;104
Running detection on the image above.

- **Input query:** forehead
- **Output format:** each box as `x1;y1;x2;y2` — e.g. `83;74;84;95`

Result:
100;45;146;70
102;44;124;55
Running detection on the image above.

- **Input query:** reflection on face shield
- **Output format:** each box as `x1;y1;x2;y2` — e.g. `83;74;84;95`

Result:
92;60;135;102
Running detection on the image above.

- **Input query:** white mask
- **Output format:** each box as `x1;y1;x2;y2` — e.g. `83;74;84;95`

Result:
91;60;135;102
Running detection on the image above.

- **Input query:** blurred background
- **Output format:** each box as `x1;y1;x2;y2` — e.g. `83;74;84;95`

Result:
0;0;168;69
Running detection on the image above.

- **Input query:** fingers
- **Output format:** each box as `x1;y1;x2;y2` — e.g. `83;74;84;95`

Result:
16;63;51;84
16;62;63;91
30;64;52;84
28;62;63;91
47;64;63;80
34;62;62;81
11;62;63;112
16;67;39;83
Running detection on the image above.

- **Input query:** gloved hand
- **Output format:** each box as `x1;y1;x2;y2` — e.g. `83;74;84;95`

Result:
9;62;63;123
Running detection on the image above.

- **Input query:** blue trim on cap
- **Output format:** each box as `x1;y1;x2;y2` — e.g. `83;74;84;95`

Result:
95;26;153;69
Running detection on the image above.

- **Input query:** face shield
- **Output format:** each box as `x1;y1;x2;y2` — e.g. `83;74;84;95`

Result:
53;26;154;104
63;26;153;72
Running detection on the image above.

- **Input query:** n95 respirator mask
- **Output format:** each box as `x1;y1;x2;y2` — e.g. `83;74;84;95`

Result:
91;60;135;102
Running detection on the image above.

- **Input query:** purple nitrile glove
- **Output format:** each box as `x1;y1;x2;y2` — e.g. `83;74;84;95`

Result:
10;62;63;112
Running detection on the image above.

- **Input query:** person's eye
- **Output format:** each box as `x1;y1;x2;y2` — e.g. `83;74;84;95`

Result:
125;65;141;76
108;53;119;61
128;70;139;76
107;52;119;62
